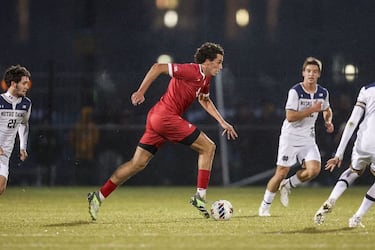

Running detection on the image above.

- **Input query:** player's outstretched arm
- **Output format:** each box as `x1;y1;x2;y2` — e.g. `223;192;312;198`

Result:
131;63;169;106
198;94;238;140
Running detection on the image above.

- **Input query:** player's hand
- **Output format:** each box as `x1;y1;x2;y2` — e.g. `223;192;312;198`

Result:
311;101;323;113
0;147;4;156
324;156;341;172
221;124;238;140
131;91;145;106
20;149;28;161
325;122;334;133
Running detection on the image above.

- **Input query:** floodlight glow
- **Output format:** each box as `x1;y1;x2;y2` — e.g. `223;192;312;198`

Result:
343;64;358;82
164;10;178;28
157;54;173;63
236;9;250;27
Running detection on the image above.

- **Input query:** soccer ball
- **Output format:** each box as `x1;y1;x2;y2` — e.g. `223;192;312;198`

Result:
210;200;233;220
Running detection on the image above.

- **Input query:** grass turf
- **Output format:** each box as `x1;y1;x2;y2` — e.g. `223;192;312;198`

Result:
0;186;374;249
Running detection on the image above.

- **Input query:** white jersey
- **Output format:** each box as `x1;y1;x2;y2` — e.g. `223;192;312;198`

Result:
353;84;375;154
0;92;31;156
280;82;330;146
334;83;375;171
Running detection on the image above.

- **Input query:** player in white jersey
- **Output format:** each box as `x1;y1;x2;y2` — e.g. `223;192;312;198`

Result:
259;57;334;216
0;65;31;195
314;83;375;227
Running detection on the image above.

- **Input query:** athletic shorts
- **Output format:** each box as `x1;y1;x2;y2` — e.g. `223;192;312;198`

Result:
276;141;321;167
351;145;375;172
0;154;10;179
139;110;200;154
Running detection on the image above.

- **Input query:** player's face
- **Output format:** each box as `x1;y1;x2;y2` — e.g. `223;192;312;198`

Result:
13;76;30;97
205;54;223;76
302;64;320;84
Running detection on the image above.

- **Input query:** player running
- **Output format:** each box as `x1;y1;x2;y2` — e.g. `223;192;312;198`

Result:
258;57;334;216
314;82;375;227
0;65;32;195
87;42;238;220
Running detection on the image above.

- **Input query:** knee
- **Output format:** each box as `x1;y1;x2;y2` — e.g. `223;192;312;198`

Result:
133;162;147;171
207;141;216;154
274;167;289;180
202;141;216;160
276;172;288;181
306;167;321;179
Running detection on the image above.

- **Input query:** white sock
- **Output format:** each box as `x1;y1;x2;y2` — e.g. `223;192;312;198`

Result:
355;183;375;217
261;189;276;207
286;174;302;189
329;168;359;201
99;191;105;202
197;188;207;200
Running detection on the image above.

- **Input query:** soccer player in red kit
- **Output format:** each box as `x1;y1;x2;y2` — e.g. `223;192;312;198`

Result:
88;42;238;220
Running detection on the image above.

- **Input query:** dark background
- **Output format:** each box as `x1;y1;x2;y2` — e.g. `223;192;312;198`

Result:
1;0;374;187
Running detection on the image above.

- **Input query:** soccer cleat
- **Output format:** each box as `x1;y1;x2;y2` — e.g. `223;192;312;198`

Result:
190;193;210;218
279;179;290;207
348;215;365;228
87;191;102;221
314;199;335;225
258;204;271;217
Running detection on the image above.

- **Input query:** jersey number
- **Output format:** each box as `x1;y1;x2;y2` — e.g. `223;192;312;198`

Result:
7;119;17;129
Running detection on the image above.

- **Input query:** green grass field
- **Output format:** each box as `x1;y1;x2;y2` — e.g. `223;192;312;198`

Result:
1;186;374;250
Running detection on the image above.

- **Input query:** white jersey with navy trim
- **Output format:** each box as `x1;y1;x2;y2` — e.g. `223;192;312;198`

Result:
354;83;375;154
0;92;31;156
280;82;330;146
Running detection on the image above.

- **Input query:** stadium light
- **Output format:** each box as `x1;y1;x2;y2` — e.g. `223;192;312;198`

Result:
164;10;178;28
343;64;358;82
157;54;173;63
235;8;250;27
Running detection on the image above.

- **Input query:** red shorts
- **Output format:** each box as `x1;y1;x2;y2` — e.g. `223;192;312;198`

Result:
139;109;200;152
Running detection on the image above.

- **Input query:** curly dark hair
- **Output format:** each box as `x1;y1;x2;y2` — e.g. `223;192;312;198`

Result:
194;42;224;64
3;65;31;87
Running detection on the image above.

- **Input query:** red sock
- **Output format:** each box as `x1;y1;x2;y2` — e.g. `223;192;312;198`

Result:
197;169;211;189
100;179;118;198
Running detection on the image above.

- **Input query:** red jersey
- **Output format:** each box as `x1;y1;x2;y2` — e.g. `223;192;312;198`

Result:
151;63;211;115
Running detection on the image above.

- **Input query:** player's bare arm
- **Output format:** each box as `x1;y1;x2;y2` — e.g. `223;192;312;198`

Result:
323;107;334;133
131;63;169;106
198;94;238;140
286;100;323;122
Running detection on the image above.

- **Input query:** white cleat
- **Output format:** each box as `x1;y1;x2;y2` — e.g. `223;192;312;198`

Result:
348;215;365;228
279;179;290;207
258;204;271;217
314;199;335;225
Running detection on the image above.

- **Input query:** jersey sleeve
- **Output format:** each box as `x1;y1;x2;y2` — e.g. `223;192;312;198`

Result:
322;90;330;110
18;104;31;150
356;86;367;108
335;105;364;159
168;63;201;81
285;89;299;111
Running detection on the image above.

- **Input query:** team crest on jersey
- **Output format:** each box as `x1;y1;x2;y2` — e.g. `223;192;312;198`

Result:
282;155;288;162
